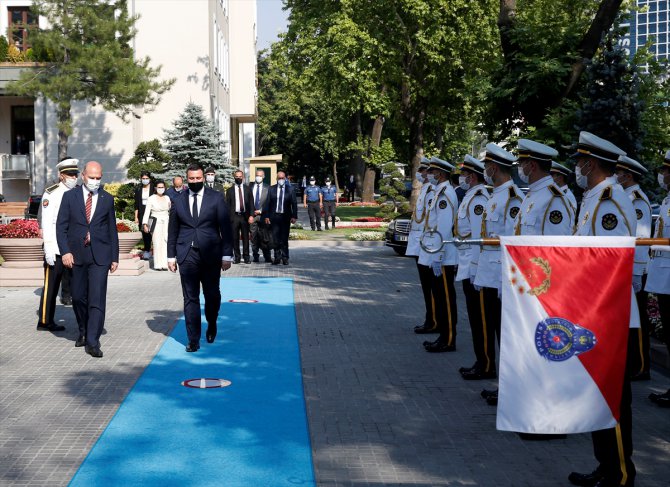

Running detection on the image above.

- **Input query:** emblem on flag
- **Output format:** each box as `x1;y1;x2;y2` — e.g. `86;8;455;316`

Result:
534;317;596;362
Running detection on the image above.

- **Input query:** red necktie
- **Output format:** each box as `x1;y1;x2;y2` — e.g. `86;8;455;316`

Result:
84;192;92;246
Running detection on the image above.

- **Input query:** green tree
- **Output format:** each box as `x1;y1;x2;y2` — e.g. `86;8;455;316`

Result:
376;139;409;218
6;0;174;160
125;139;170;180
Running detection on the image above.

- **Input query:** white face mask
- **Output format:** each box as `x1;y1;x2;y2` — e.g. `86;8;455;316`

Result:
309;181;316;185
63;177;78;189
278;179;286;186
426;174;439;186
483;167;494;186
517;165;530;184
156;188;165;195
326;182;331;186
415;171;425;183
458;175;470;191
85;178;101;192
575;164;589;189
205;175;215;183
255;176;263;184
141;178;150;185
659;173;669;191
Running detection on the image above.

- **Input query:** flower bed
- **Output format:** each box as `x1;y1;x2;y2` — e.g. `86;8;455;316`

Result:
116;218;140;232
289;232;311;240
0;219;40;238
347;231;386;241
352;217;385;222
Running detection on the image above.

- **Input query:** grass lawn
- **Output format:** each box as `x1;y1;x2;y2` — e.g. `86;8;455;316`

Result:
335;205;382;221
290;226;385;240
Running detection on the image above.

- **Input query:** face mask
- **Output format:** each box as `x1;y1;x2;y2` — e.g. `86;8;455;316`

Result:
141;178;150;185
174;186;183;192
206;175;215;183
255;176;263;184
326;182;331;186
309;181;316;185
156;188;165;195
659;173;669;191
415;171;424;183
85;179;101;192
188;181;204;193
235;178;243;185
458;175;470;191
575;164;589;189
63;177;78;189
426;174;439;186
616;173;627;185
278;179;286;186
517;166;530;184
483;167;494;186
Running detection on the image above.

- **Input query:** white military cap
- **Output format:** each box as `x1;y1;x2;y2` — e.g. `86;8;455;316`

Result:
484;142;517;166
56;157;79;174
419;156;431;169
550;161;573;177
517;139;558;162
429;156;455;173
572;131;626;163
460;155;485;175
664;150;670;168
616;155;647;176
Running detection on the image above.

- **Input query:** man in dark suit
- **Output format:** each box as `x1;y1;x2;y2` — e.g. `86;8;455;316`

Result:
225;169;253;264
248;169;271;263
168;163;234;352
262;170;297;265
57;161;119;358
165;176;185;202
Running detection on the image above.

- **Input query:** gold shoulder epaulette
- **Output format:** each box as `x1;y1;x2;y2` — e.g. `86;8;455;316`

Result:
549;185;563;197
632;190;643;201
600;186;612;201
508;186;519;199
45;183;60;194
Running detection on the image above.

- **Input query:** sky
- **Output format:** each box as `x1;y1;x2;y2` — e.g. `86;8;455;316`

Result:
256;0;290;52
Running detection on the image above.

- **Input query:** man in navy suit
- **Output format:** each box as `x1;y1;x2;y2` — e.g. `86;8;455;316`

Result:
57;161;119;358
262;170;297;265
167;163;234;352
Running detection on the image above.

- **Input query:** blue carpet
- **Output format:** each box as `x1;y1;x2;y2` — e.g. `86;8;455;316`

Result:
69;278;315;487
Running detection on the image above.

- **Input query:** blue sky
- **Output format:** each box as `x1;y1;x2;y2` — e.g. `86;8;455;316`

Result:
256;0;289;52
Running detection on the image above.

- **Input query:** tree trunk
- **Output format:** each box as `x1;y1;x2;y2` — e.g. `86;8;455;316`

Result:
348;111;365;199
408;110;425;210
361;114;385;203
57;102;71;161
331;160;338;194
498;0;517;59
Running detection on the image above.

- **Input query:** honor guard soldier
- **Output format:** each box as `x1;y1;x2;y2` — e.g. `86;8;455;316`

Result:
473;143;522;405
646;150;670;408
616;155;653;381
569;131;637;487
421;157;459;352
550;161;578;220
453;156;492;378
37;157;79;332
303;176;322;231
321;177;338;229
410;158;438;334
204;166;226;192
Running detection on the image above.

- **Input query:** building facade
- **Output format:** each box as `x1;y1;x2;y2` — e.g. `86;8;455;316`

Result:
623;0;669;61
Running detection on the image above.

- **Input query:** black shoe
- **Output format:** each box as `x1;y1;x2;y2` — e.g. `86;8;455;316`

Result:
317;228;322;231
325;226;329;230
253;256;260;263
282;258;289;265
568;471;603;487
244;257;251;264
414;324;438;334
423;338;439;347
630;371;650;381
60;297;72;306
85;345;103;358
649;389;670;403
264;256;271;263
518;432;567;441
656;396;670;408
424;339;456;353
234;258;241;264
461;368;497;380
481;388;498;399
75;336;86;347
185;342;200;352
486;392;498;406
206;324;217;343
459;363;478;374
272;258;281;265
36;322;66;332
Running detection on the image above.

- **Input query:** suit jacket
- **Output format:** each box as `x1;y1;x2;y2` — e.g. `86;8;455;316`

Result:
262;184;298;220
56;186;120;266
250;183;270;214
167;187;234;265
225;183;253;219
165;187;185;202
134;183;155;212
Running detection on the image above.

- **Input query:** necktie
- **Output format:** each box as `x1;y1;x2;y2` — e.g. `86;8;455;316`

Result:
255;184;260;210
279;186;284;213
238;185;245;213
84;192;92;246
192;193;199;221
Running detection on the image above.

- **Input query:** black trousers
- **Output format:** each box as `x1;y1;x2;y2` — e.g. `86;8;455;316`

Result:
61;269;71;301
415;259;435;329
71;247;110;347
659;292;670;356
139;206;152;252
249;217;271;260
307;202;321;229
431;265;458;345
231;212;250;260
38;255;68;326
270;213;292;259
323;201;336;228
481;286;502;362
462;279;495;373
628;274;651;375
178;248;221;344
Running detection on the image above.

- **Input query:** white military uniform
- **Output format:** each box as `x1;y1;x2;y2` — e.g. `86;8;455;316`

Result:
560;185;577;223
406;182;433;257
418;180;457;268
624;184;652;278
41;181;69;260
515;175;574;236
455;183;489;282
645;193;670;294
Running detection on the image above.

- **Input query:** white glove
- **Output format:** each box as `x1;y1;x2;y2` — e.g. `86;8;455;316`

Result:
431;261;442;277
44;252;56;266
632;275;642;293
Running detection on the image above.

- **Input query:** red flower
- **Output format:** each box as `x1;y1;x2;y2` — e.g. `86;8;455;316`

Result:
116;222;132;233
0;219;40;238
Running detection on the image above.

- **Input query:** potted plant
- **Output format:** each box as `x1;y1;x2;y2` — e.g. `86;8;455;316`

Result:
116;219;142;255
0;219;43;262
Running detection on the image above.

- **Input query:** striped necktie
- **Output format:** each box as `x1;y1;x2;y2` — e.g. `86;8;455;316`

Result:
84;192;92;246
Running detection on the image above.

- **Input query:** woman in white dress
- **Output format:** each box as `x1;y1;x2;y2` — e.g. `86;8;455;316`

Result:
142;180;171;270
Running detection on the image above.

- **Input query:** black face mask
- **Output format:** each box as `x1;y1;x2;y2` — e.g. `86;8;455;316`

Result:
188;181;204;193
234;178;243;185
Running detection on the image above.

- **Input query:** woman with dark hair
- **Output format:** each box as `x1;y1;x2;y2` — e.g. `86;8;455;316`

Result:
134;171;154;259
142;180;171;270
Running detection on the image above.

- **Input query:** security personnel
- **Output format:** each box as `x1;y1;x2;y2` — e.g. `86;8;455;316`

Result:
409;158;437;334
550;161;578;220
569;131;636;487
321;177;338;229
421;157;459;352
646;150;670;407
37;157;79;332
473;143;522;404
204;166;226;192
303;176;322;231
616;155;652;382
453;156;491;377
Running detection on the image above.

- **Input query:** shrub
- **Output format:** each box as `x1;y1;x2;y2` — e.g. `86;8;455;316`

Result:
0;219;40;238
289;232;311;240
6;43;24;63
0;36;8;61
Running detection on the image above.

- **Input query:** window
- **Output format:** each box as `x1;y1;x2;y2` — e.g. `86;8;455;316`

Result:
8;7;37;52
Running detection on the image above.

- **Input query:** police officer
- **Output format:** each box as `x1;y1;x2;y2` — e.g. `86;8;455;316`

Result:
421;157;459;353
321;177;338;229
303;176;322;231
453;156;491;377
550;161;578;220
473;143;523;405
37;157;79;332
569;131;636;487
616;155;653;382
646;150;670;408
409;158;437;334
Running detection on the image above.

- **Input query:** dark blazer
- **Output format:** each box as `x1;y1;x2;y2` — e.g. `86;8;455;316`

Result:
165;186;185;202
250;183;270;213
56;186;120;266
262;184;298;220
225;183;253;219
167;187;234;265
134;183;155;213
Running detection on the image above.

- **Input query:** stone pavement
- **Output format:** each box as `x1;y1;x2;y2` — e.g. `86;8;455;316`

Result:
1;241;669;486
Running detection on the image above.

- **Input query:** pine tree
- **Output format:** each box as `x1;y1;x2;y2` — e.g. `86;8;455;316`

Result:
163;102;234;182
125;139;170;180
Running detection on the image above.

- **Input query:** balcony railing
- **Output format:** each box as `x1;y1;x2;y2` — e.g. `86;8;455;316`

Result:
0;154;29;178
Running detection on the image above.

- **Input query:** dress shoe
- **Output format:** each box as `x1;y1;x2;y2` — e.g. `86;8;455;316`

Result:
206;324;217;343
85;345;103;358
568;470;603;487
424;339;456;353
460;368;497;380
185;342;200;352
282;258;289;265
648;389;670;403
36;322;66;332
486;392;498;406
324;226;329;230
244;257;251;264
481;388;498;399
253;256;260;263
272;258;281;265
630;371;650;381
414;324;438;334
459;363;478;374
75;336;86;347
656;396;670;408
317;228;322;231
60;297;72;306
234;257;241;264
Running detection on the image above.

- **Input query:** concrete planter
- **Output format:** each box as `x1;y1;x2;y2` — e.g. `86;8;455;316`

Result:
0;237;43;262
118;232;142;255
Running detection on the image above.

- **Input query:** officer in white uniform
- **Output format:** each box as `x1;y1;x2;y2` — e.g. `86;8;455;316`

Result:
568;131;636;487
36;157;79;332
419;158;459;352
409;158;437;334
550;160;578;227
454;156;493;379
646;150;670;408
473;143;522;403
616;155;653;381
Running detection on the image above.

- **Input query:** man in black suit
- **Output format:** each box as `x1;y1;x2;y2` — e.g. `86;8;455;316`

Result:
57;161;119;358
168;163;234;352
248;169;271;263
165;176;185;202
262;170;297;265
225;169;253;264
